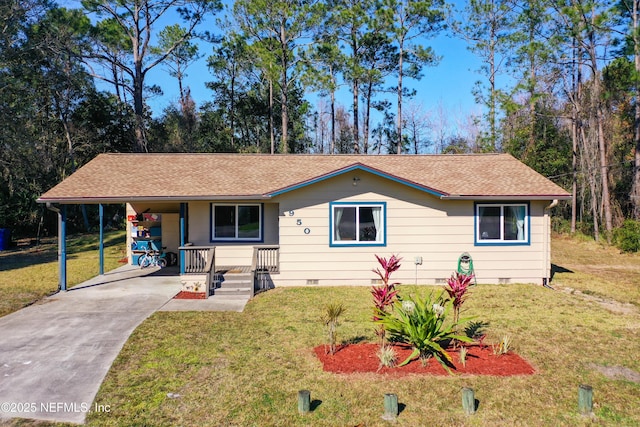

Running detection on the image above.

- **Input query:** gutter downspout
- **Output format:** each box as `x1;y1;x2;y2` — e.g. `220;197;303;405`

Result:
46;203;67;292
543;200;559;290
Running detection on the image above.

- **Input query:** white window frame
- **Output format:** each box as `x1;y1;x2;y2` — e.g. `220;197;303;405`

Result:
211;203;262;242
330;202;386;247
475;202;530;246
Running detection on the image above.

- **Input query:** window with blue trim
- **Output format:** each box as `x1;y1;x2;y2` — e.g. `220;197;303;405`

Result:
476;203;528;244
331;203;385;245
211;204;261;241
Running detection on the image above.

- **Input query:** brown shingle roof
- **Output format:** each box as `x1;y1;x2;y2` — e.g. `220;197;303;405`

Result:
37;153;571;203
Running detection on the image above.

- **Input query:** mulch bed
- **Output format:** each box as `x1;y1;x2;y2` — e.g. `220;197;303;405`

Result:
314;343;535;376
173;291;207;300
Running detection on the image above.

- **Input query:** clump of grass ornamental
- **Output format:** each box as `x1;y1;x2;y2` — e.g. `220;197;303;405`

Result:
459;346;468;367
321;303;346;355
492;335;513;356
376;345;398;369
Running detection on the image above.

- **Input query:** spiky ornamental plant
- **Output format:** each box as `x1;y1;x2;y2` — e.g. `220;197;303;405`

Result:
371;255;402;345
444;272;474;325
321;303;346;355
375;292;473;373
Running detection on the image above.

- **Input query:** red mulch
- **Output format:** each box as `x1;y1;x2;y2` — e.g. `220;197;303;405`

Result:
314;343;535;376
173;291;207;300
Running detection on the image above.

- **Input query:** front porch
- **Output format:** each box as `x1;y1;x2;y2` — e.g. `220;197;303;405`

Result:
179;245;279;299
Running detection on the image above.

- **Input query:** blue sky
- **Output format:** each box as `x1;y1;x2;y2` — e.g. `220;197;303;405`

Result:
74;0;488;135
147;32;485;119
142;3;487;126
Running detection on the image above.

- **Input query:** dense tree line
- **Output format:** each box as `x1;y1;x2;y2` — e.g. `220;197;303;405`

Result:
1;0;640;245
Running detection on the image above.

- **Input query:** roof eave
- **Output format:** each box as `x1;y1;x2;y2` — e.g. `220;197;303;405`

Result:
267;163;447;198
440;195;572;201
37;195;271;204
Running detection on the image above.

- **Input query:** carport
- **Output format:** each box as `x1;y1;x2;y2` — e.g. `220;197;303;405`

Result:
37;200;189;291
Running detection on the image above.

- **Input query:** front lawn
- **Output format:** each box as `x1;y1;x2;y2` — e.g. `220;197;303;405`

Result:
1;233;638;426
85;236;640;426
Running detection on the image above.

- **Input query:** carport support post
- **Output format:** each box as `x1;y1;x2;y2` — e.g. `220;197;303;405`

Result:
59;205;67;291
179;203;186;275
99;204;104;275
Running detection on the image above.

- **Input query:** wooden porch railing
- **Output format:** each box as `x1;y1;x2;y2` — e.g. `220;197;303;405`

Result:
252;245;280;273
251;245;280;295
179;245;216;295
179;245;215;274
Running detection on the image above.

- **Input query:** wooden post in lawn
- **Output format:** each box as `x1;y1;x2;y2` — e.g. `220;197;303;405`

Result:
382;393;398;420
298;390;310;414
578;384;593;415
462;387;475;415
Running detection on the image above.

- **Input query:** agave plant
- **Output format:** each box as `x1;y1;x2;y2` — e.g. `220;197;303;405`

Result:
444;272;474;324
376;292;472;372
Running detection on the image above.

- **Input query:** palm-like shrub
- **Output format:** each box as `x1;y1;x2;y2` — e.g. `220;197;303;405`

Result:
371;254;402;344
376;292;472;372
444;272;474;325
321;303;346;355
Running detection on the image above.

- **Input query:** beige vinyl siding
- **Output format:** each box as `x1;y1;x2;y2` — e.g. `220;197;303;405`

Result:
272;172;550;286
183;172;551;286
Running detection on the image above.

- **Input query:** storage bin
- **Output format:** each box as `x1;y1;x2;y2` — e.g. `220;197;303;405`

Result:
0;228;10;251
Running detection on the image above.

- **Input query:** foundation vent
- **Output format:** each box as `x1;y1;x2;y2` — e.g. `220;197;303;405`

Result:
435;278;447;284
371;279;383;285
498;278;511;284
306;279;319;285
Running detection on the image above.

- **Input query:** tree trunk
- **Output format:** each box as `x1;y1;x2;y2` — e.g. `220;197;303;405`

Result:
281;88;289;153
230;70;236;149
397;45;404;154
269;77;275;154
352;79;360;153
632;0;640;219
488;18;496;152
133;57;148;152
280;23;289;154
571;116;578;234
588;39;612;238
363;80;372;154
571;38;581;234
351;28;360;154
330;87;336;154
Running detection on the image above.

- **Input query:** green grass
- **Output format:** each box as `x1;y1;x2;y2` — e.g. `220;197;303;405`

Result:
551;234;640;306
82;286;639;426
0;231;127;317
1;233;639;426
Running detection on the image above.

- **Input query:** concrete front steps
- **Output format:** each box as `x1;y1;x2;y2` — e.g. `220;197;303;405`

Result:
212;271;253;297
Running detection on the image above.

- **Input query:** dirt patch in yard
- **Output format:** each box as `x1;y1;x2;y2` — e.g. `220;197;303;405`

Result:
557;286;638;315
588;363;640;384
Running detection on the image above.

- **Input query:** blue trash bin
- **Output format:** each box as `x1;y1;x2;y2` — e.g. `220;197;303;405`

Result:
0;229;10;251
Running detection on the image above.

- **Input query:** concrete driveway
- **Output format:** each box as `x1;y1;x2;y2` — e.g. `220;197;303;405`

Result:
0;266;181;424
